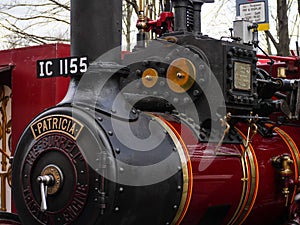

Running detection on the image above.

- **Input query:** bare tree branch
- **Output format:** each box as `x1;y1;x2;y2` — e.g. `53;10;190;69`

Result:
0;11;69;25
125;0;139;15
48;0;70;11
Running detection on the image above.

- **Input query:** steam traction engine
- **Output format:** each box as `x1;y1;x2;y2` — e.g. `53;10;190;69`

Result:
5;0;300;225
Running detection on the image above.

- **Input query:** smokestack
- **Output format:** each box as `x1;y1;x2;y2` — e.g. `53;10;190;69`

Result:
71;0;122;62
61;0;122;103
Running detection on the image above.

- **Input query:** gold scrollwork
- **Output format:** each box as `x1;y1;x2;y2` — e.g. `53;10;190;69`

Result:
0;85;12;211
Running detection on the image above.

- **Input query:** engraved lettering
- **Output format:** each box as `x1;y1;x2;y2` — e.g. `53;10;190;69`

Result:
23;187;50;224
25;147;40;165
63;185;88;222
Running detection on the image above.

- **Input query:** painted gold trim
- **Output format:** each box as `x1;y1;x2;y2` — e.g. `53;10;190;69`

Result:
151;115;193;225
227;144;248;225
228;128;259;225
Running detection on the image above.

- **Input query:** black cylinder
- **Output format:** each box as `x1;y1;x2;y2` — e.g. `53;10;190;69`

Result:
62;0;122;104
71;0;122;62
171;0;188;32
193;0;203;34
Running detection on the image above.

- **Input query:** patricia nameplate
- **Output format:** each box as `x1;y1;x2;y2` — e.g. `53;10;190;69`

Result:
30;115;84;140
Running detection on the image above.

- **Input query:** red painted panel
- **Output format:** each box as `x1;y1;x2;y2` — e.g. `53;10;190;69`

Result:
0;44;70;153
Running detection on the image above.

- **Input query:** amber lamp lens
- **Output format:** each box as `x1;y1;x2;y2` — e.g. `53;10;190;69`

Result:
142;68;159;88
166;58;196;93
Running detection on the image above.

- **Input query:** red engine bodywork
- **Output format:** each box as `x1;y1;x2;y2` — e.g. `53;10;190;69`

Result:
257;54;300;79
165;118;300;225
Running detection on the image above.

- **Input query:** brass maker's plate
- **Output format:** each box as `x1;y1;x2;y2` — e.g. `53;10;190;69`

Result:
41;164;63;195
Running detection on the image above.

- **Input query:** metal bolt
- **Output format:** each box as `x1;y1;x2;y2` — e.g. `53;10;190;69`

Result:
176;72;185;79
145;75;152;81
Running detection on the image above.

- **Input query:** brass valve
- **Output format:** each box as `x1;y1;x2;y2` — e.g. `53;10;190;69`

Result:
272;154;294;177
272;154;294;206
281;154;294;176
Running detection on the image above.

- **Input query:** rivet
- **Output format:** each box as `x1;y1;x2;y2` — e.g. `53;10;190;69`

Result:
108;131;113;136
183;97;190;103
115;148;120;154
57;218;61;222
98;117;103;122
119;187;124;192
81;170;85;174
173;147;177;152
173;205;178;209
136;69;142;76
132;109;137;114
119;167;124;172
177;185;182;190
177;166;181;170
114;207;120;212
111;109;116;113
193;89;200;96
163;92;169;97
94;198;98;202
166;222;170;225
159;81;165;86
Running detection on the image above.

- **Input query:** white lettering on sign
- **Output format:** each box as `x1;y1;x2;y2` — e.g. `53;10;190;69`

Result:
37;56;89;78
239;2;265;23
38;61;53;77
